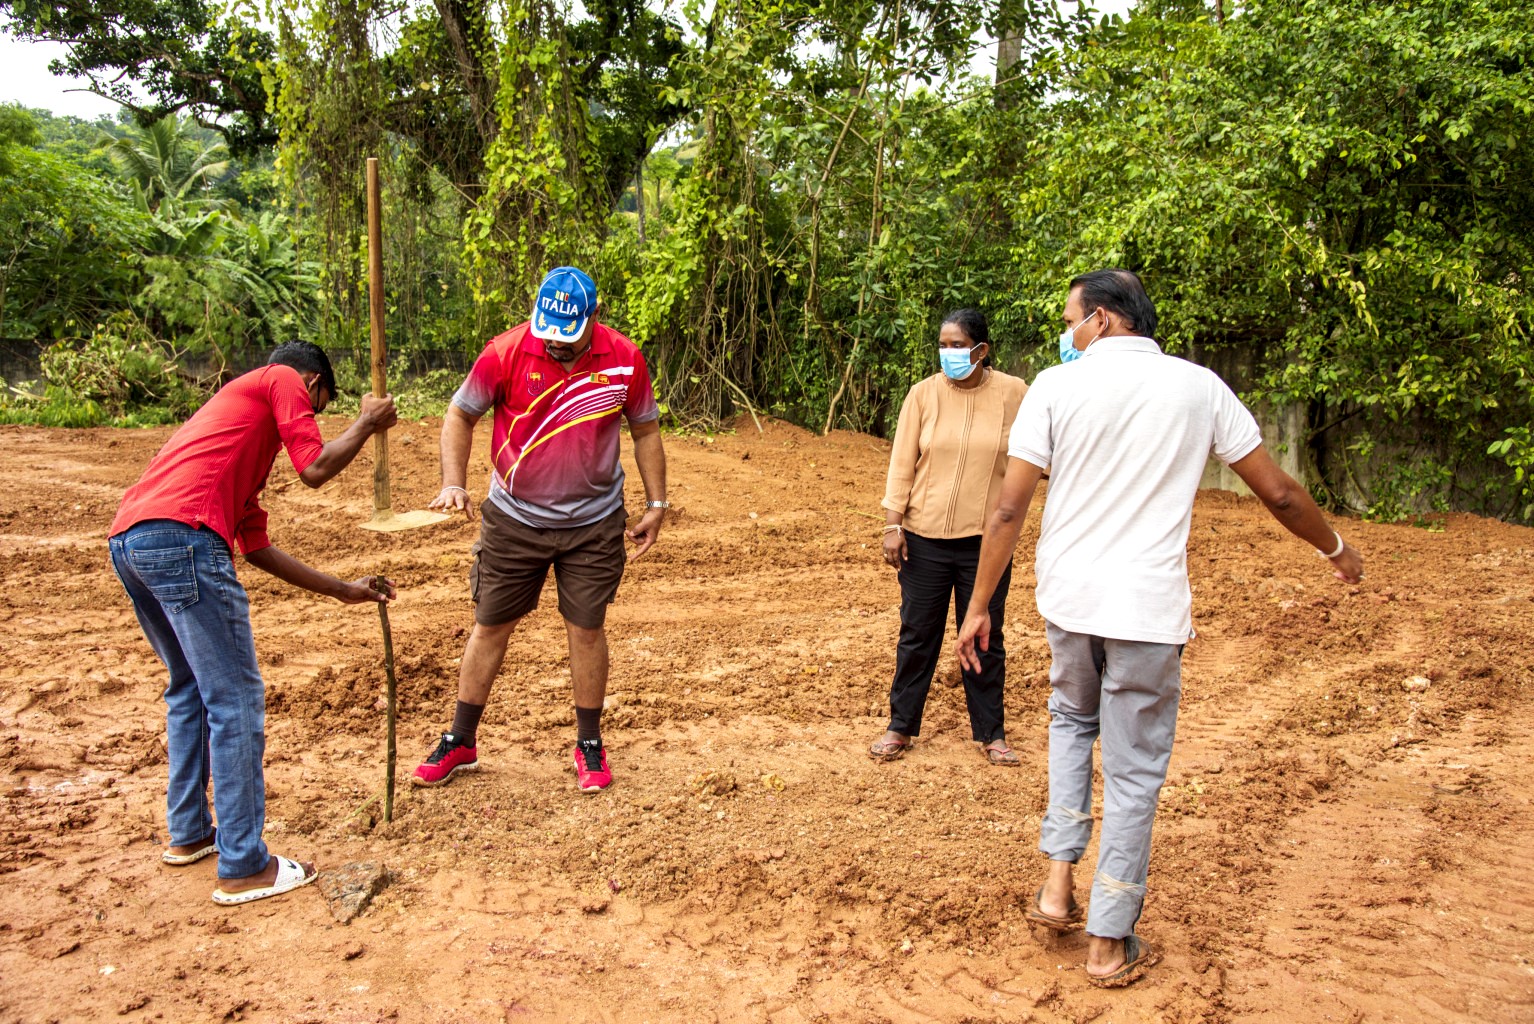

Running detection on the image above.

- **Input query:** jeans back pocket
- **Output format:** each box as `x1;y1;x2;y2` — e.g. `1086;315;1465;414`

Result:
130;545;200;612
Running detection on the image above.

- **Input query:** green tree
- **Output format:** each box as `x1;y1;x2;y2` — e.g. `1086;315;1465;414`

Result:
0;107;149;339
0;0;278;154
1004;0;1534;519
98;113;230;212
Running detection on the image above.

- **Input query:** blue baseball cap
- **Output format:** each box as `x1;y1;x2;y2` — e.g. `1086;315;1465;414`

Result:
530;266;598;342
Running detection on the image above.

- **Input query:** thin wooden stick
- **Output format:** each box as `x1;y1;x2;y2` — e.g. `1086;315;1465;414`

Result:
372;576;397;823
341;790;382;825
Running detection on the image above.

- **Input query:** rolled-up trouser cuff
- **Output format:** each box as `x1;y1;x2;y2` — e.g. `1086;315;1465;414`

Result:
1039;803;1093;863
1086;871;1146;939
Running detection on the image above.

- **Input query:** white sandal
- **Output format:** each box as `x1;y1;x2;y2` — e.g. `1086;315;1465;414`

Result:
211;856;317;906
161;831;217;866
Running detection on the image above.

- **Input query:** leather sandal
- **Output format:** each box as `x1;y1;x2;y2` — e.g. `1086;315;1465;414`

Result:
868;736;913;762
983;741;1020;767
1025;884;1085;933
1087;935;1161;988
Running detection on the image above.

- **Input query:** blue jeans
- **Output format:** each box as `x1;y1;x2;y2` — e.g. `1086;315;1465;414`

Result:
109;520;269;879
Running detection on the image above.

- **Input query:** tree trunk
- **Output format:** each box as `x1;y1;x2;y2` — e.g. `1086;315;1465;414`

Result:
434;0;497;149
996;33;1023;109
635;163;645;246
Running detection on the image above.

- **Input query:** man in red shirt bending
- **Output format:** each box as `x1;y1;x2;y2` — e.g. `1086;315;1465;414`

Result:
413;266;668;794
109;341;397;906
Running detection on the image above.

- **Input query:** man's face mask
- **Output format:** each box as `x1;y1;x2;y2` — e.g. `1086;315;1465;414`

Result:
1058;309;1101;364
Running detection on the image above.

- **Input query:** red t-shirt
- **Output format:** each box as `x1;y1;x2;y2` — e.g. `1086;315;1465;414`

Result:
451;322;659;528
109;365;326;554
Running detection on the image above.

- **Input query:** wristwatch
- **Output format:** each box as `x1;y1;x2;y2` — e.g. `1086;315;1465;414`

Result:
646;500;671;510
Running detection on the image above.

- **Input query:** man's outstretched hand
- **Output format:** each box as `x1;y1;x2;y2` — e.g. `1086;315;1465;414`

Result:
1327;541;1364;584
428;486;475;521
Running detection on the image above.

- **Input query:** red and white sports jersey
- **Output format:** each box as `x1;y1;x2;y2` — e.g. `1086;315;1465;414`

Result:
451;322;659;528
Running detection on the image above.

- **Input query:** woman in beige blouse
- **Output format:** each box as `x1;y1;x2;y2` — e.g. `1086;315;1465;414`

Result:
871;308;1028;765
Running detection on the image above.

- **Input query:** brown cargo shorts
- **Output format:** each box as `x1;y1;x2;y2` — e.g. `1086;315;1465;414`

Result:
469;502;628;629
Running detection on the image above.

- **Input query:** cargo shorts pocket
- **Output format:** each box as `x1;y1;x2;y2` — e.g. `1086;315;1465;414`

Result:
130;545;199;612
468;539;482;603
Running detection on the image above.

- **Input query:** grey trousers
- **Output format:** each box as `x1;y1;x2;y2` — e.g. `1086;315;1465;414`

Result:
1039;621;1182;939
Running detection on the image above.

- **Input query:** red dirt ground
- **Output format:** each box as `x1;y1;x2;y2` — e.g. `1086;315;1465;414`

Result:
1;416;1531;1024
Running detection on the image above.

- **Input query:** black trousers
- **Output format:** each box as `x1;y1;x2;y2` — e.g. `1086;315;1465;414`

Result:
887;531;1010;743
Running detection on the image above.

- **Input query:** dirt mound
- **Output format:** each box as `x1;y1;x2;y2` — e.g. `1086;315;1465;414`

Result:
1;418;1532;1024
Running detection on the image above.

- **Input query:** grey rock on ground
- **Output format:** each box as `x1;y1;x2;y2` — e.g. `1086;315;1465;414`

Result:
318;862;391;924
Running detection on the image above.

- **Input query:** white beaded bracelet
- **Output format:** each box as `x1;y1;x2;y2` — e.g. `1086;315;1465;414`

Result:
1317;531;1344;559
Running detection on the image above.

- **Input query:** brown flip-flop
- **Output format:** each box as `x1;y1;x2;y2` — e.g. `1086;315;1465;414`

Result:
1024;884;1085;932
868;737;913;762
1088;935;1161;988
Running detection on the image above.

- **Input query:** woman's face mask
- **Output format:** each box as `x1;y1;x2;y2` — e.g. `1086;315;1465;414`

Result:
939;347;979;380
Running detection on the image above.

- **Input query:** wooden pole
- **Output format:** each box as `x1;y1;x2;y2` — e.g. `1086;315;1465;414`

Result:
372;575;397;823
366;157;391;520
358;156;445;535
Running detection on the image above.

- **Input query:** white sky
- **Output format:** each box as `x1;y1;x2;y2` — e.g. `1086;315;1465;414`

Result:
0;0;1137;121
0;34;122;119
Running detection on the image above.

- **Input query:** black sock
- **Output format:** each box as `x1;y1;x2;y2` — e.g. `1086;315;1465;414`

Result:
575;705;602;743
451;701;485;746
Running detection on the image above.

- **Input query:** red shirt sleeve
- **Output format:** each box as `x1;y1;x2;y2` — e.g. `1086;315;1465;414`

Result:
451;341;505;417
624;349;659;424
267;365;325;475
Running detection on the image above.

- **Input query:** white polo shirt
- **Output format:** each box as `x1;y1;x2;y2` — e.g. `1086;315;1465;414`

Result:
1008;336;1262;644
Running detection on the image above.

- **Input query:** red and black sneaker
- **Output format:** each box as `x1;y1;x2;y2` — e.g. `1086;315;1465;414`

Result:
573;739;611;793
411;733;478;787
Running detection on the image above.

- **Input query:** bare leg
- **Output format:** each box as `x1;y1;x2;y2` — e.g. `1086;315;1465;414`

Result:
1040;858;1075;918
459;619;519;705
565;621;608;711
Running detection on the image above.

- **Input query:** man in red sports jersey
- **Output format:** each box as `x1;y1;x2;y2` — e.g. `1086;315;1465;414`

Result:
109;341;398;906
412;266;668;794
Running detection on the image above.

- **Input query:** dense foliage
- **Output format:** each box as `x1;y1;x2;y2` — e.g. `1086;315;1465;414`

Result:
1;0;1530;520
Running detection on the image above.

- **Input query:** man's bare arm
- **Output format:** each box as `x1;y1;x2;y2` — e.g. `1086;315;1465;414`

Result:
245;545;395;604
957;457;1045;671
298;394;397;487
1228;446;1363;583
428;403;482;519
626;418;667;559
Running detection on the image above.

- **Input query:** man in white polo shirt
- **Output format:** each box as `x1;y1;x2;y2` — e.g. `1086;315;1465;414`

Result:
956;269;1363;988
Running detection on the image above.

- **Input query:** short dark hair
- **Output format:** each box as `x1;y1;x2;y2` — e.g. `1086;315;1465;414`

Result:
1068;269;1158;339
268;341;337;400
941;308;994;366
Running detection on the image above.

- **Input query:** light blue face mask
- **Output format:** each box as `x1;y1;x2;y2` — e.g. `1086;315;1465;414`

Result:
939;347;978;380
1058;310;1100;364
